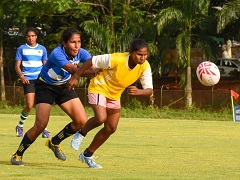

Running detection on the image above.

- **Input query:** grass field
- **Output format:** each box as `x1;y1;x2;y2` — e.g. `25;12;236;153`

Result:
1;114;240;179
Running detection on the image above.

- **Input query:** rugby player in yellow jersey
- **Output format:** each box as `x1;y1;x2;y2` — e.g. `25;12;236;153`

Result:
68;38;153;168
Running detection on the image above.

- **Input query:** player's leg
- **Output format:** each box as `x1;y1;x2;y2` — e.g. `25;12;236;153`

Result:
80;108;120;168
88;108;120;153
29;103;51;138
60;97;88;131
83;93;108;133
46;89;88;160
11;103;51;165
71;93;107;150
11;81;54;165
16;82;35;137
83;104;107;134
16;81;50;138
52;97;87;144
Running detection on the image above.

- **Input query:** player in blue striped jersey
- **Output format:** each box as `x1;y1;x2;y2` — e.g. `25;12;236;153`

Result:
15;27;50;138
11;28;97;166
38;45;91;85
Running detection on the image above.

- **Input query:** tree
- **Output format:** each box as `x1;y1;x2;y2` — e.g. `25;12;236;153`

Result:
73;0;159;55
2;0;93;84
156;0;215;108
0;1;6;105
217;0;240;34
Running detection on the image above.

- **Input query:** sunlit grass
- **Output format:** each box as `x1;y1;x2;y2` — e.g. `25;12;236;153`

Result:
1;114;240;179
0;105;233;121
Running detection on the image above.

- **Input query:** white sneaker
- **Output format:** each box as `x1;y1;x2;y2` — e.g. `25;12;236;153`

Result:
71;132;84;151
79;153;102;168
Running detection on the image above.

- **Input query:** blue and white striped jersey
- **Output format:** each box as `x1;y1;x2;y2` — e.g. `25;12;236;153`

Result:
15;43;48;80
39;45;91;85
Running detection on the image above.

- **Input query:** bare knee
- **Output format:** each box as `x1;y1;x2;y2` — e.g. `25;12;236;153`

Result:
72;118;88;131
33;117;48;134
95;119;106;126
95;115;107;126
104;126;117;135
34;123;46;132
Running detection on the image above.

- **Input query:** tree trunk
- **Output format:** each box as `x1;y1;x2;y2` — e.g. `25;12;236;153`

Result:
185;66;192;108
109;0;115;52
0;28;6;105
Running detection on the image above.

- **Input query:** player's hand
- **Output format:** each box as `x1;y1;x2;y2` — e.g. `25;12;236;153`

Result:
20;76;30;84
94;69;102;76
91;68;101;77
127;86;139;95
67;75;78;91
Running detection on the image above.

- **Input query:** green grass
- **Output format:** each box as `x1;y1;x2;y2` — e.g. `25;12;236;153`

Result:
0;105;233;121
1;114;240;179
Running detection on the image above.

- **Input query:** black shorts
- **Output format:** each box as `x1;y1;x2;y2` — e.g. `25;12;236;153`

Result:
35;79;78;105
23;80;36;95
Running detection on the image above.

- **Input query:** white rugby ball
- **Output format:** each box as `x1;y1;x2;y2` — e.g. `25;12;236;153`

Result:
196;61;220;86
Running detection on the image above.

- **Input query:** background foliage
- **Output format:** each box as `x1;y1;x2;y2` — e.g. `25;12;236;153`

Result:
3;0;240;82
2;0;240;107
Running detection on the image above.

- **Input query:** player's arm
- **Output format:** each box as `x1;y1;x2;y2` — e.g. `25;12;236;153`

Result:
79;54;109;77
62;63;79;74
67;54;110;90
67;58;93;90
74;54;109;77
76;48;98;77
128;66;153;96
127;86;153;96
42;46;48;65
42;60;47;65
81;69;100;77
62;59;97;77
15;60;29;84
15;60;22;78
80;66;100;77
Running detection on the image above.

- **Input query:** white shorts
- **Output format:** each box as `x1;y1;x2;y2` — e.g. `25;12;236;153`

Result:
88;93;121;109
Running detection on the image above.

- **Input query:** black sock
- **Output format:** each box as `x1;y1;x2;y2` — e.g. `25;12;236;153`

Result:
16;134;35;156
83;148;93;157
79;129;86;137
52;123;75;145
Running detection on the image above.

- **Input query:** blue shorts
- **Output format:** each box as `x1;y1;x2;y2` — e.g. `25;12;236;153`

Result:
35;79;78;105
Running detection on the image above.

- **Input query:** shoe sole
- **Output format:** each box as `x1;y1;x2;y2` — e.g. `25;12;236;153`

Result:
42;135;50;138
46;139;66;161
11;157;24;166
11;162;24;166
79;153;102;168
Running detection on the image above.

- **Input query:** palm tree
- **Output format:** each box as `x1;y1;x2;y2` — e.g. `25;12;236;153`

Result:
78;0;159;55
217;0;240;33
156;0;214;108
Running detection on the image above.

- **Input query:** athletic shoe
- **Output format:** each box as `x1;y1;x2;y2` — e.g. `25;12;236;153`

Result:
45;138;66;161
79;152;102;168
11;154;24;166
71;132;84;151
16;126;23;137
42;130;50;138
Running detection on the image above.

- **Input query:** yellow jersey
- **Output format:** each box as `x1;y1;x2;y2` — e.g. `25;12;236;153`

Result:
88;52;153;100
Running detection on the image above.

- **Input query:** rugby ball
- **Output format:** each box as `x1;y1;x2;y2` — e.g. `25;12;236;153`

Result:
196;61;220;86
